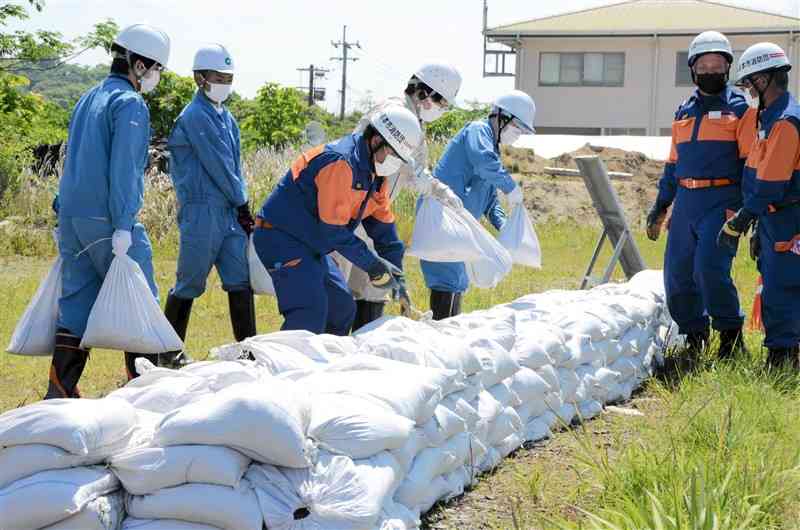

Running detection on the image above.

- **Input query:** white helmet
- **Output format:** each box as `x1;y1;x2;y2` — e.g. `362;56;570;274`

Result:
193;43;235;73
493;90;536;133
735;42;792;83
688;31;733;66
369;104;423;164
413;63;462;105
114;24;171;67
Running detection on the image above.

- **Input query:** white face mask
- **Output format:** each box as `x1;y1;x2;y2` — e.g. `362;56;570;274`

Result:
139;69;160;94
500;124;523;145
419;104;446;123
375;153;404;177
205;82;233;104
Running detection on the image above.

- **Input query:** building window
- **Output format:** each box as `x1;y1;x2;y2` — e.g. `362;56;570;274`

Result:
539;52;625;87
604;127;647;136
676;50;744;87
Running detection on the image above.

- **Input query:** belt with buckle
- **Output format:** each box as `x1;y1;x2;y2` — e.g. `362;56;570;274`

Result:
255;217;273;229
679;178;734;190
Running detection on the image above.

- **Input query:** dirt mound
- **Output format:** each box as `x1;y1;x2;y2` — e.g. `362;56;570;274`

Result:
549;143;664;182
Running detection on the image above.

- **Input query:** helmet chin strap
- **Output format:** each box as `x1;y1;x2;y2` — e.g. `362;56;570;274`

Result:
753;71;775;133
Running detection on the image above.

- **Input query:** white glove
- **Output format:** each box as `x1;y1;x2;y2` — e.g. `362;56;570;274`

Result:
430;179;463;210
112;229;132;257
506;185;524;208
413;167;435;196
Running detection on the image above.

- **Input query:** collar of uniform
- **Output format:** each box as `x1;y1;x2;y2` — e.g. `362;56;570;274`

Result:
107;74;136;90
482;118;500;153
193;90;225;115
762;91;790;124
353;132;374;176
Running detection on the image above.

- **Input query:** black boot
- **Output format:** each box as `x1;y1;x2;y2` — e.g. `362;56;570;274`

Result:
125;352;161;380
717;327;747;360
430;290;463;321
765;345;800;371
163;293;194;368
45;328;89;399
351;300;386;332
229;289;256;342
686;328;710;355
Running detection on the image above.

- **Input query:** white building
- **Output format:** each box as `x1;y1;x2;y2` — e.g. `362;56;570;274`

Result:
483;0;800;135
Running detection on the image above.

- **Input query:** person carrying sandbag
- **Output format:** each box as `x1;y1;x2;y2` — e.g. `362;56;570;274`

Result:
162;44;256;367
420;90;535;320
252;105;422;336
341;63;465;332
46;24;171;398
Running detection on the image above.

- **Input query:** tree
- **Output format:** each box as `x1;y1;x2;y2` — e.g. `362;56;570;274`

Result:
425;101;490;142
143;71;196;140
240;83;307;150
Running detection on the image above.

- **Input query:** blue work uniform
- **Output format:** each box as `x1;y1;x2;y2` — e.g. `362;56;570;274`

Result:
741;91;800;349
655;87;753;335
57;74;157;337
167;91;249;299
253;133;403;335
420;119;514;293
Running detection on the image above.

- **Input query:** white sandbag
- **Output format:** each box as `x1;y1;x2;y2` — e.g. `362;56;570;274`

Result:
395;431;471;508
524;417;552;443
515;399;547;425
547;311;608;342
568;335;606;366
557;368;581;403
110;445;251;495
239;330;333;363
107;372;210;415
544;391;563;413
582;366;622;403
125;481;262;530
155;380;313;468
80;254;182;353
535;364;560;392
408;196;482;262
42;491;124;530
471;390;503;424
603;338;625;364
0;444;96;490
248;234;275;296
378;500;420;530
470;338;520;388
247;451;400;530
463;212;513;289
413;475;452;514
317;334;358;358
497;204;542;268
466;312;516;352
0;466;118;530
6;257;61;356
441;468;467;501
512;321;568;368
578;400;603;421
497;431;524;458
358;331;448;370
123;520;221;530
510;367;551;404
488;406;523;447
391;428;427;473
309;392;415;458
179;360;271;391
421;404;467;447
555;403;577;426
478;447;502;473
218;340;319;375
487;379;522;408
610;357;639;380
0;398;136;456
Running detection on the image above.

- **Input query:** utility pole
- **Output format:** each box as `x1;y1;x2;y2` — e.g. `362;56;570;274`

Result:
296;64;329;106
331;25;360;120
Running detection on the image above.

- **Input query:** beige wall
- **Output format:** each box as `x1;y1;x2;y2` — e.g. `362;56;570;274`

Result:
517;33;800;135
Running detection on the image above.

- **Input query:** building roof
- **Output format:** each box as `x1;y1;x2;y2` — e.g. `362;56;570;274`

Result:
485;0;800;38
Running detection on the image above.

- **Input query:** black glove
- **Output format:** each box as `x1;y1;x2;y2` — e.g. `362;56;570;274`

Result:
368;257;404;292
717;209;756;252
646;201;670;241
236;203;255;235
749;221;760;261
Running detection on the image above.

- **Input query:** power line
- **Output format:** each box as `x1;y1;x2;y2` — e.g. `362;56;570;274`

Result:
330;25;360;120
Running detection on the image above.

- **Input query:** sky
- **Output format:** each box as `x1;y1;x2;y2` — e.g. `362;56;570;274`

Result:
10;0;800;114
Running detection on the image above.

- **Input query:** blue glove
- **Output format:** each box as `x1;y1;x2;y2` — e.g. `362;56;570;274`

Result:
717;209;755;252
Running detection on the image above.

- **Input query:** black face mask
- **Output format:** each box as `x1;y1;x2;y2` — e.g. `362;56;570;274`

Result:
695;73;728;95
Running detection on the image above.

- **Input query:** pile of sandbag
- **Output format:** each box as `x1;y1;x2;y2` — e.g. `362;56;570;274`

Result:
0;270;671;530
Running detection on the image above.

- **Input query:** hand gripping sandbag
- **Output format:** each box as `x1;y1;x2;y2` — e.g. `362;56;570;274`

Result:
407;196;483;262
498;204;542;268
80;254;183;353
6;257;62;356
248;234;275;296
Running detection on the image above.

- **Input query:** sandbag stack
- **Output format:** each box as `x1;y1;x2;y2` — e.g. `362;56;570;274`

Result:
0;270;671;530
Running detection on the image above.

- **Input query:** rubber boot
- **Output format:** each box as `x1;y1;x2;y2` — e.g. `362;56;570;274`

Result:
685;328;710;357
717;327;747;361
229;289;256;342
125;352;161;380
351;300;386;332
163;293;194;368
430;290;463;321
765;345;800;371
44;328;89;399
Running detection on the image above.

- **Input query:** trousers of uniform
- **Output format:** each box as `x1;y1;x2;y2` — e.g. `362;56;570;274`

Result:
57;216;158;337
172;203;250;299
757;207;800;349
664;186;744;334
252;226;355;335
